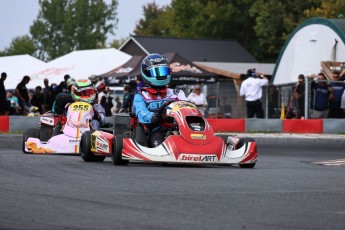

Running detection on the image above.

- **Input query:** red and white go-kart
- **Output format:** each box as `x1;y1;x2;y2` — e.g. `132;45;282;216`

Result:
80;100;258;168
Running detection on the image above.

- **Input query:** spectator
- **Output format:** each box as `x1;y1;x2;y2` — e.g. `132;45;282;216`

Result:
104;89;113;117
328;70;345;118
135;75;145;93
240;69;268;118
187;84;208;116
309;73;334;118
122;85;134;112
97;82;107;105
57;74;70;94
294;74;305;117
28;90;34;108
6;90;20;115
0;72;10;115
88;74;99;85
113;96;122;114
50;83;59;106
42;78;51;113
16;75;30;115
31;86;44;114
52;78;75;115
268;85;279;118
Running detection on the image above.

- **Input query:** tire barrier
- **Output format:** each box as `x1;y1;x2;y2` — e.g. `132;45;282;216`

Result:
0;116;344;134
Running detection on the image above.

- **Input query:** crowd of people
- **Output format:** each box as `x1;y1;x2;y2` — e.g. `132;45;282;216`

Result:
0;72;122;117
2;61;345;120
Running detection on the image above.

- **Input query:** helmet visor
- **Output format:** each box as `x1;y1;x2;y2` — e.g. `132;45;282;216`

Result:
74;88;96;98
149;66;170;77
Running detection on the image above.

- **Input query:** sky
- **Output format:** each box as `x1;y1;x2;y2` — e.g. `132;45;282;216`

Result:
0;0;171;50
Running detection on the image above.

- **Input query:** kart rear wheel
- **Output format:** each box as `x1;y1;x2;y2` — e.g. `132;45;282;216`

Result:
80;131;106;162
112;134;128;166
22;128;40;154
238;137;256;168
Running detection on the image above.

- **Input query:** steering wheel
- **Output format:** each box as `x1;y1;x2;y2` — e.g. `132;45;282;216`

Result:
155;100;176;121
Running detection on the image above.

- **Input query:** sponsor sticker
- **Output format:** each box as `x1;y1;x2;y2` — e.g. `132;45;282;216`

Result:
191;134;206;139
180;154;217;162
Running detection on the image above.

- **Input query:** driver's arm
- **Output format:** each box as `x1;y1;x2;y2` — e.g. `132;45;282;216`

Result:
133;94;155;124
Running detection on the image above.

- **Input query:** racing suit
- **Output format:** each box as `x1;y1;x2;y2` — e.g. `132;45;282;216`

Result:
52;94;106;135
133;86;187;147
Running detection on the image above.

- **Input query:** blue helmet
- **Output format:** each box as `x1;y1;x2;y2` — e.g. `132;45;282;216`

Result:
140;53;171;87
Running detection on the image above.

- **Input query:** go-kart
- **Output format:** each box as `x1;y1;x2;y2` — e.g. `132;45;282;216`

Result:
22;101;110;155
80;101;258;168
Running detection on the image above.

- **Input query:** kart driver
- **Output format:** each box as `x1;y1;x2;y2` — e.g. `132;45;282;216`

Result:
53;79;105;134
133;53;187;147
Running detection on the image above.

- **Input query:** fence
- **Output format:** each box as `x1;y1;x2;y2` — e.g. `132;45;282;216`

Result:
180;78;344;119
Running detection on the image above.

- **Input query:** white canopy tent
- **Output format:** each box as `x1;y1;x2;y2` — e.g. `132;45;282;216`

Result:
1;54;47;90
30;48;132;88
273;17;345;85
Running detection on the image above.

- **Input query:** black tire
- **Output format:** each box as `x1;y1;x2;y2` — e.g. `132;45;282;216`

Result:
111;134;128;166
238;137;256;169
80;131;106;162
237;137;255;149
239;163;256;168
22;128;40;154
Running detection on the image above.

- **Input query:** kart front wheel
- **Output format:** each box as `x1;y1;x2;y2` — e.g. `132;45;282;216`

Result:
80;131;106;162
22;128;40;154
239;163;256;168
238;137;256;168
112;134;128;166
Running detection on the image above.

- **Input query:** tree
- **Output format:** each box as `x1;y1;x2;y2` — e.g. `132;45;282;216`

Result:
133;0;342;62
6;36;36;56
304;0;345;18
0;36;36;57
134;2;168;36
30;0;118;61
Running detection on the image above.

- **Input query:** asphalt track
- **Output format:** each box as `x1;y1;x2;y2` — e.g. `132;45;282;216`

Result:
0;133;344;230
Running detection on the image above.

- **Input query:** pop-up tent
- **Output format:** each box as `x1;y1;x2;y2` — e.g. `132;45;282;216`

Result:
98;55;143;85
165;52;218;84
30;48;132;88
1;54;47;90
99;52;218;85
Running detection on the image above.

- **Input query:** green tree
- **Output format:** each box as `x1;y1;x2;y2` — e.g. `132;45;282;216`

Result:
134;2;168;36
6;36;36;56
133;0;341;62
304;0;345;18
30;0;118;61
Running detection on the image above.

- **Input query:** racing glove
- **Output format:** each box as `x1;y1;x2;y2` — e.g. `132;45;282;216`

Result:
151;114;160;124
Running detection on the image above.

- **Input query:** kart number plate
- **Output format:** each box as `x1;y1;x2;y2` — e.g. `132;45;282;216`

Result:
71;103;91;112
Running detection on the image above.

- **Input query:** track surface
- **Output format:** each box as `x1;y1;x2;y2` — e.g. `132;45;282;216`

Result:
0;134;345;230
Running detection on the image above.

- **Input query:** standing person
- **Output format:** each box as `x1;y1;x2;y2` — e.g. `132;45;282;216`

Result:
187;84;208;116
122;85;134;112
135;75;145;93
328;70;345;118
294;74;305;117
57;74;70;94
268;85;278;118
6;90;20;115
133;53;187;147
16;75;30;115
112;96;122;114
31;86;44;114
42;78;51;113
240;69;268;118
0;72;10;115
309;73;334;118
